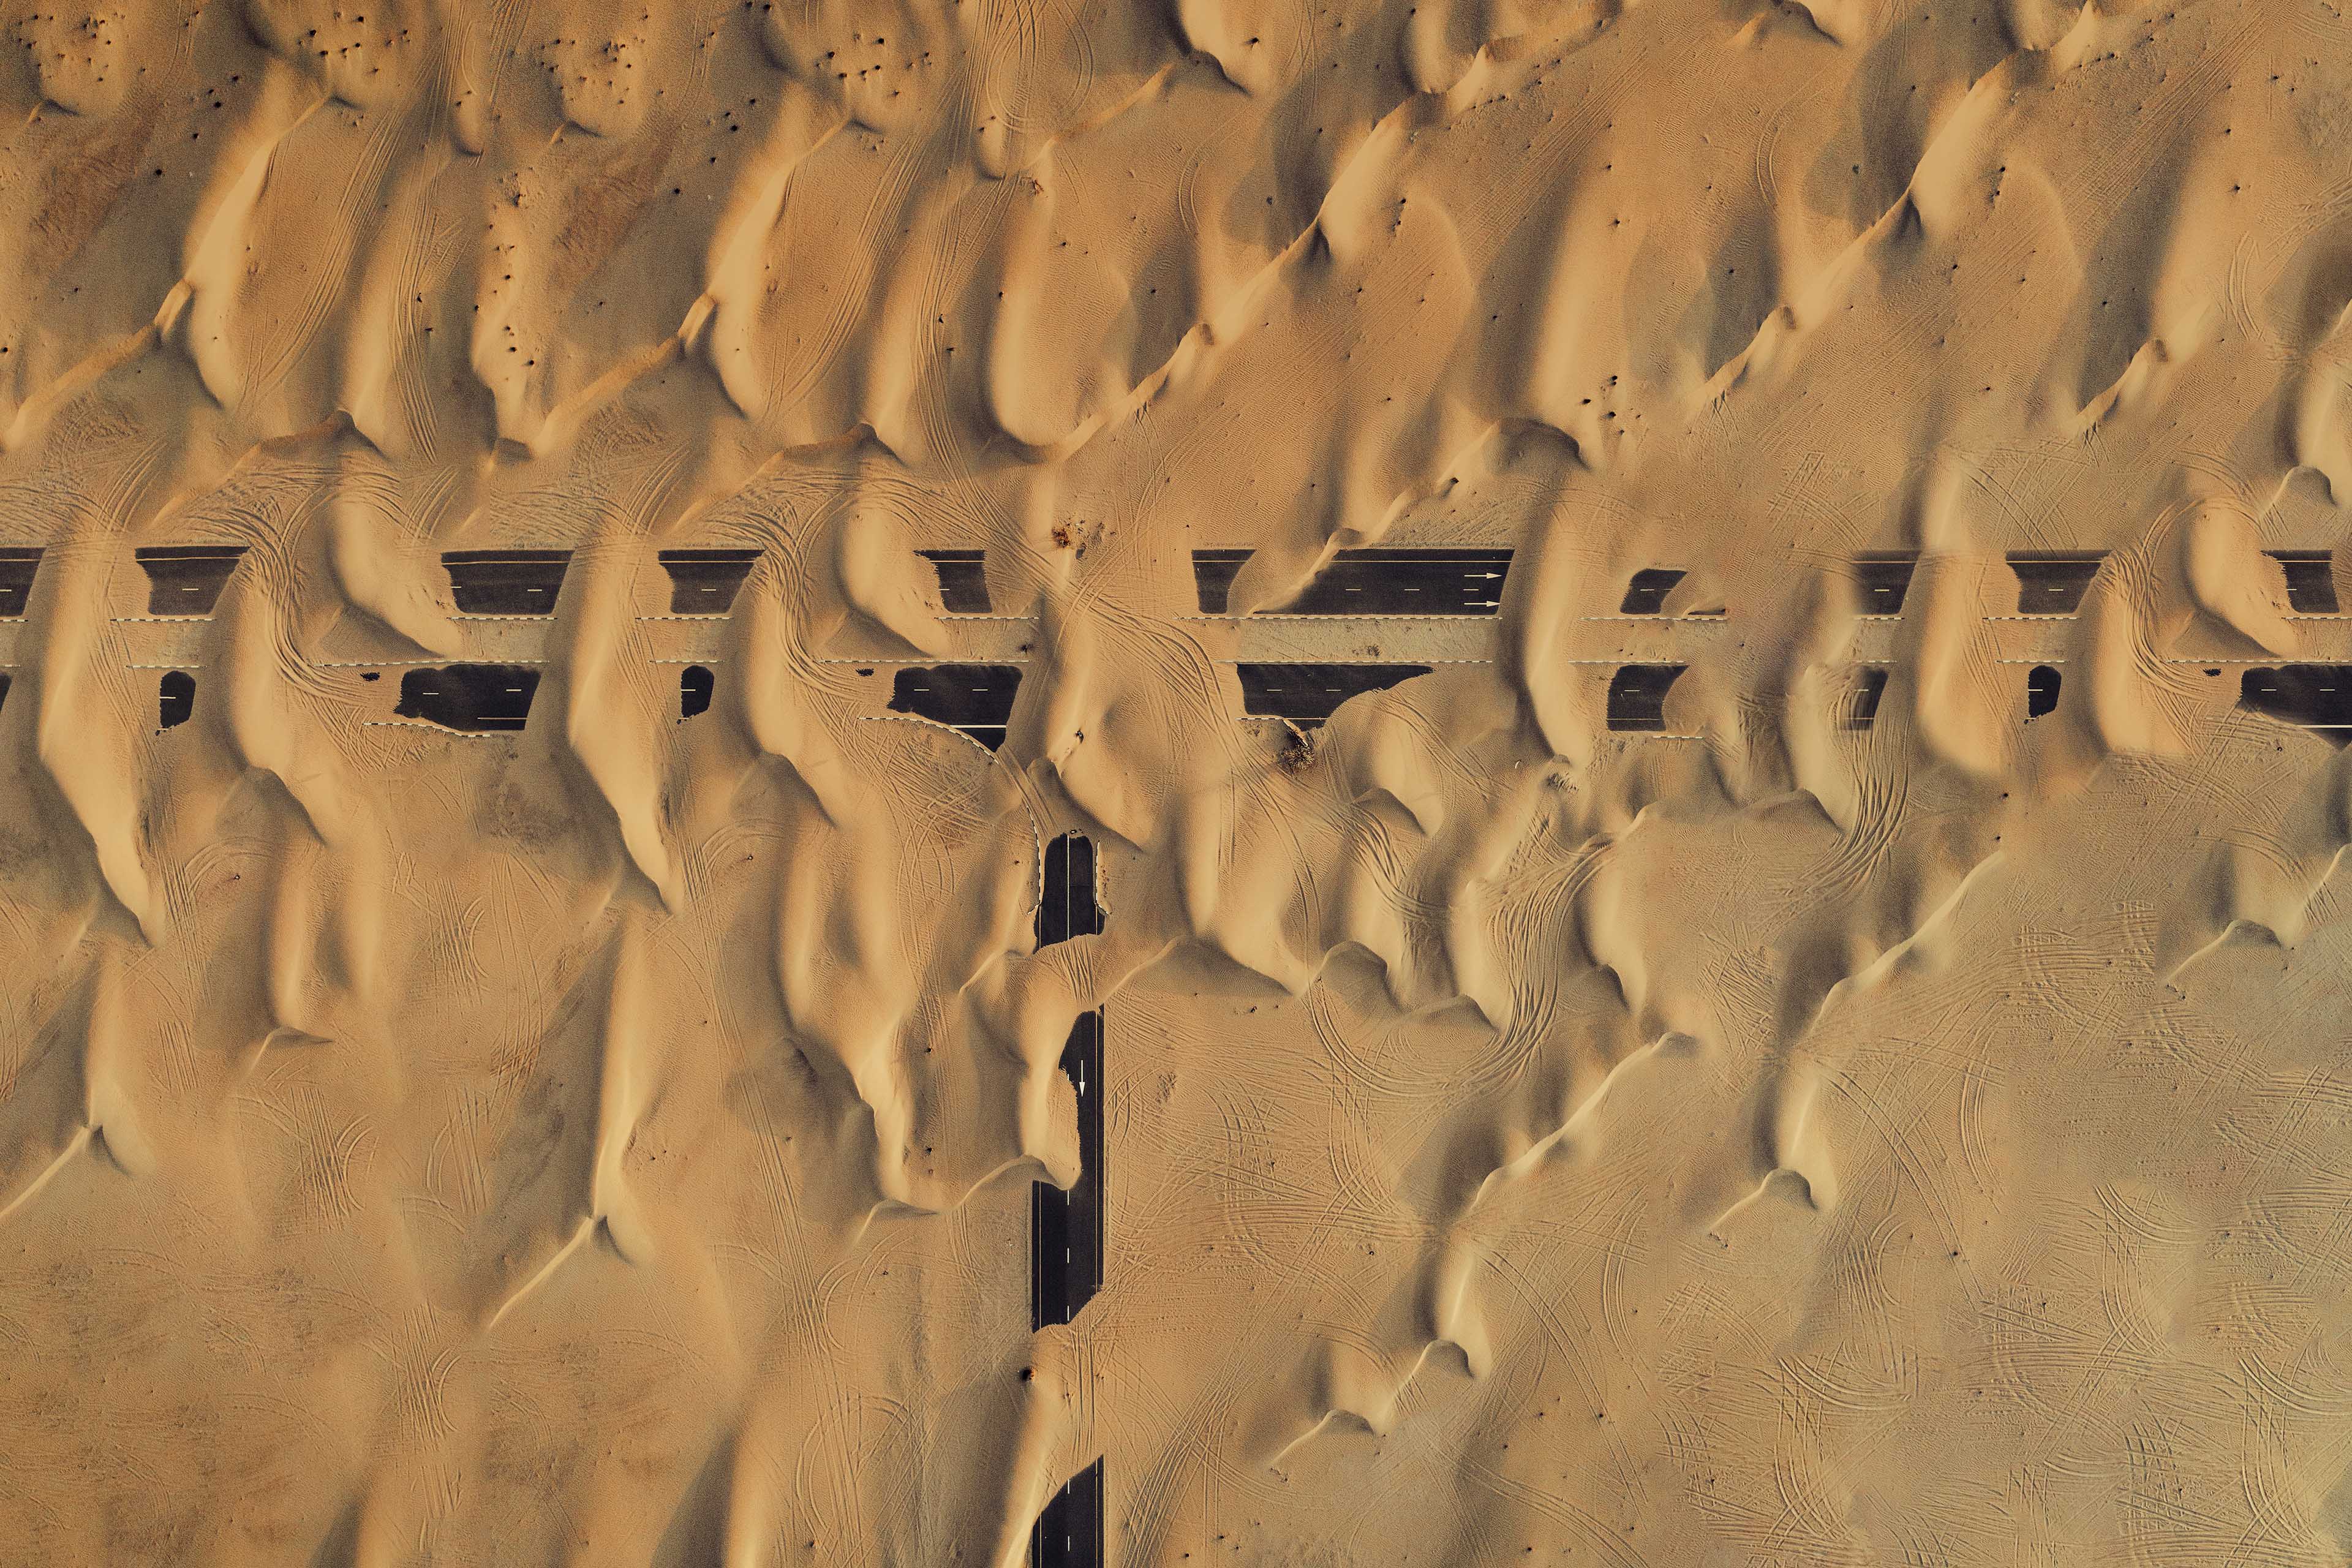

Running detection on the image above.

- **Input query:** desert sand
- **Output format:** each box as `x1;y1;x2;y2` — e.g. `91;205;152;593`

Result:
5;0;2352;1562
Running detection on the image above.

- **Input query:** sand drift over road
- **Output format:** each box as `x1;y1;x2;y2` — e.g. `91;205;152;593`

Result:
5;1;2352;1563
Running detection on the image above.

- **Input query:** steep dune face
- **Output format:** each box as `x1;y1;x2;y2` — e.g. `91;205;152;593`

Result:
5;0;2352;1563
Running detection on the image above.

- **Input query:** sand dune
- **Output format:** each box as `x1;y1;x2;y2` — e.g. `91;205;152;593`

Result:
6;0;2352;1563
